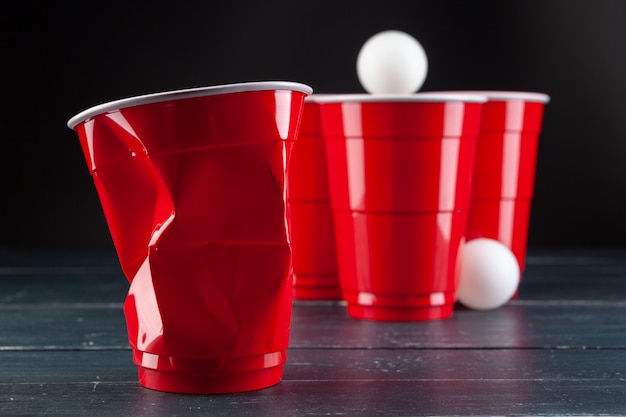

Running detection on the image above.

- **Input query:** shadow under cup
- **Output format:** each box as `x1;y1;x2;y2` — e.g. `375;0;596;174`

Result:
316;94;486;321
67;82;312;394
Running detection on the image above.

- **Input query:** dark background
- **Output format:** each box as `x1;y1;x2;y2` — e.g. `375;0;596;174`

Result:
4;0;626;250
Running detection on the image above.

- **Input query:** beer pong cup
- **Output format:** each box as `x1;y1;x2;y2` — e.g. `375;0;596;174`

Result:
316;93;486;321
67;81;312;393
287;97;341;300
450;91;550;272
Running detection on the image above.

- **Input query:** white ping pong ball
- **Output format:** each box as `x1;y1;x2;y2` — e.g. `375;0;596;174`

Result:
457;238;520;310
357;30;428;94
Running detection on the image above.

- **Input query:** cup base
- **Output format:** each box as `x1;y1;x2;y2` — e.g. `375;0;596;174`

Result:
137;365;284;394
132;349;286;394
294;286;343;300
293;274;342;300
346;303;454;321
342;290;456;321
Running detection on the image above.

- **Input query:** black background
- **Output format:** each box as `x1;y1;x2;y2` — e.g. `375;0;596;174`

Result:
4;0;626;250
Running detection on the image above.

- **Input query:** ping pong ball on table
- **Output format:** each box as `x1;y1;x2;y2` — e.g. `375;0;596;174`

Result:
357;30;429;94
457;238;520;310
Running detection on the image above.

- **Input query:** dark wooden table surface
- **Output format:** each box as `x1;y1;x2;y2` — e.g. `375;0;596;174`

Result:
1;247;625;416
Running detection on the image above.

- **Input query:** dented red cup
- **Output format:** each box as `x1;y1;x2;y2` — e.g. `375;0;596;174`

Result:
287;98;341;300
316;93;486;321
67;81;312;393
451;91;550;272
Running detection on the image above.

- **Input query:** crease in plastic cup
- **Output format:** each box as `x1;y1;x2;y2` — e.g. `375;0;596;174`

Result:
315;92;487;321
443;91;550;272
67;81;312;393
287;96;341;300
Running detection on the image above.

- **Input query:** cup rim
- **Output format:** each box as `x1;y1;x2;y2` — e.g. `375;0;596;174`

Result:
67;81;313;130
437;90;551;103
307;92;488;104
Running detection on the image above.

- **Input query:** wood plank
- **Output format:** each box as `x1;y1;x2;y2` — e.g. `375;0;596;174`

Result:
1;247;625;309
3;379;625;416
0;248;119;268
0;250;126;306
2;302;626;350
0;306;128;349
521;260;626;301
289;303;626;349
0;272;127;305
0;351;135;384
2;349;625;384
1;350;625;416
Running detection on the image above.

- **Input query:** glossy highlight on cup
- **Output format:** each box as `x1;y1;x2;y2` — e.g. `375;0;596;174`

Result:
67;81;312;393
287;98;341;300
454;91;550;272
316;93;486;321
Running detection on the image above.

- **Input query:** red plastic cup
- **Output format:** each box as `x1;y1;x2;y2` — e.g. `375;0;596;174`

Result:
67;81;312;393
451;91;550;272
287;98;341;300
316;93;486;321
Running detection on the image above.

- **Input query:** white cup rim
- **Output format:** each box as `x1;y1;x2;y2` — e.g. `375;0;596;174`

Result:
438;90;551;103
307;92;488;104
67;81;313;130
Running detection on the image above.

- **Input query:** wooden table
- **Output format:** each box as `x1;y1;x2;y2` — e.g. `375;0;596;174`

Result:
1;248;625;416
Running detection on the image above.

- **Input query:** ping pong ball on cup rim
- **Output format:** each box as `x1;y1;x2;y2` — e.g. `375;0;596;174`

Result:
357;30;429;94
457;238;520;310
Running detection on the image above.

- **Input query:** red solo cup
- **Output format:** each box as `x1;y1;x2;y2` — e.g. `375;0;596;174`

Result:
449;91;550;271
67;81;312;394
316;93;486;321
287;98;341;300
466;199;531;268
